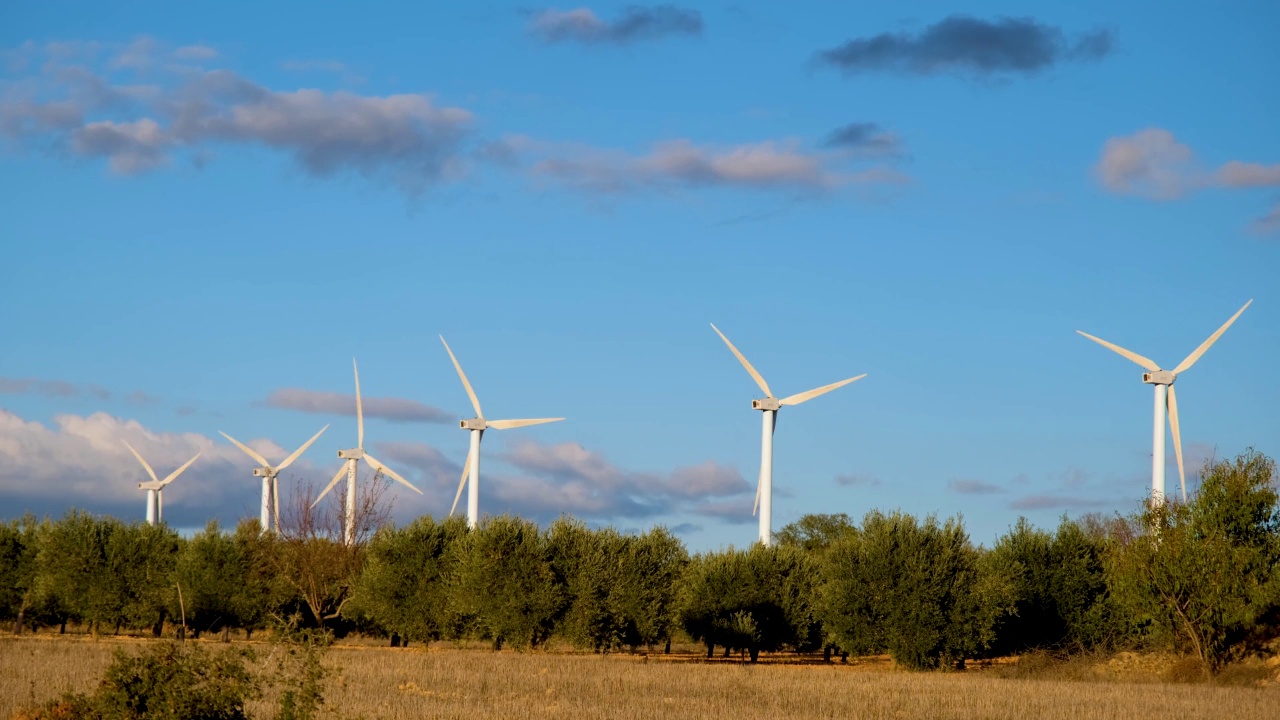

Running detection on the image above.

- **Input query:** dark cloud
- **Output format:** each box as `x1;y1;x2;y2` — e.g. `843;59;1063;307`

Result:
0;42;474;195
835;472;880;487
949;479;1005;495
822;122;902;156
261;388;453;424
816;15;1114;78
126;390;162;407
0;376;111;400
529;5;703;44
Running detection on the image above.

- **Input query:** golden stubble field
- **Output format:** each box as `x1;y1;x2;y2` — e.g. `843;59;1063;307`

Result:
2;635;1279;719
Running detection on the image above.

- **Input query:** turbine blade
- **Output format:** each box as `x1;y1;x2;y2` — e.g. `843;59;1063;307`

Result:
1167;385;1186;502
161;452;201;486
710;323;773;397
1172;299;1253;375
312;464;347;508
1075;331;1161;372
779;374;867;406
219;431;271;468
440;336;483;417
450;452;471;516
752;475;761;517
272;477;280;532
487;417;565;430
276;425;329;472
123;441;159;483
158;489;163;523
354;359;364;449
364;453;422;495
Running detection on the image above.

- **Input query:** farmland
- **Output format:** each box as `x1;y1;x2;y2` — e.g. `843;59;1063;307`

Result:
3;635;1278;720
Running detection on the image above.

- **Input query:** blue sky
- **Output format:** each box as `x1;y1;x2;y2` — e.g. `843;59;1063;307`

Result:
2;1;1277;549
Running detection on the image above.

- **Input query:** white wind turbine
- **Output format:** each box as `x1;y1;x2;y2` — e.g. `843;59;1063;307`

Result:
1077;299;1252;506
123;441;201;526
440;336;565;529
219;425;329;533
312;359;421;544
710;324;866;547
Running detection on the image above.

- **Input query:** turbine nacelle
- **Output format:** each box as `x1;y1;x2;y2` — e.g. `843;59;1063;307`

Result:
252;467;273;477
337;448;365;460
460;418;488;430
751;397;782;411
1143;370;1176;385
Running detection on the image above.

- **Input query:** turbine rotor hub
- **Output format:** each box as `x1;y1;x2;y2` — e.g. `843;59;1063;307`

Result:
752;397;781;411
1143;370;1176;385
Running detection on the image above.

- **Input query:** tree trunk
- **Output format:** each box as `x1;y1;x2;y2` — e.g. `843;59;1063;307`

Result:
824;646;831;663
840;651;848;663
13;608;24;635
749;647;760;663
221;626;230;643
152;609;166;638
390;633;401;648
59;620;67;635
114;621;121;636
723;646;730;658
665;639;671;655
706;642;714;659
246;628;253;641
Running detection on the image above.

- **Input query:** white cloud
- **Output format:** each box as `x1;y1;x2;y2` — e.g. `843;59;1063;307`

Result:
0;409;289;523
261;388;453;424
1095;128;1197;200
0;43;474;195
1095;128;1279;232
522;138;907;194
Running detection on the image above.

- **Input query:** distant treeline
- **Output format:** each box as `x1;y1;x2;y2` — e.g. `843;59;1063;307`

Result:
2;450;1277;674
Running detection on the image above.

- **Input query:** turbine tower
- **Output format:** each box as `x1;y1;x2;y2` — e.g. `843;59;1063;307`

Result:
220;425;329;533
313;359;421;544
123;441;200;526
1077;300;1252;507
710;323;866;547
440;336;565;529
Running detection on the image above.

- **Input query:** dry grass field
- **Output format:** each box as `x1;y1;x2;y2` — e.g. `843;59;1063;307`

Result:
3;635;1278;719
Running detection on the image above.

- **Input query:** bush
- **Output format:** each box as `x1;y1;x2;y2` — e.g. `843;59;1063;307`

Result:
23;642;259;720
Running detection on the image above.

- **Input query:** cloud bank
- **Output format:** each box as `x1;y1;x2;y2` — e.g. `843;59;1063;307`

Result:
0;408;751;532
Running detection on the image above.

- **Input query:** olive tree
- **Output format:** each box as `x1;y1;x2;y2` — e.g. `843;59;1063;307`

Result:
1106;450;1280;673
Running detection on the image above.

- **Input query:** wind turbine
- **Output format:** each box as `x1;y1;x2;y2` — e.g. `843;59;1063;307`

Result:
219;425;329;533
439;336;565;529
710;324;866;547
312;359;421;544
1077;299;1252;506
123;441;200;526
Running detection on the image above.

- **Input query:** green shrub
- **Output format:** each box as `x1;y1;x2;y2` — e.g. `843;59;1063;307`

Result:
24;642;259;720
